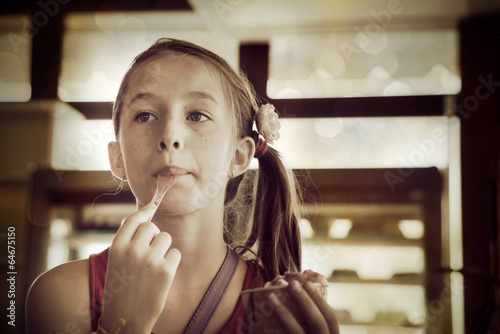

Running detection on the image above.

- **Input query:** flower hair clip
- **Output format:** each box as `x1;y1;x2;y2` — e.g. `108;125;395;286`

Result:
255;103;281;145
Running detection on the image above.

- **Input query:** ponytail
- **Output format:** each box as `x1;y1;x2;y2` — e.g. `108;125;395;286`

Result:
224;147;302;282
249;147;302;281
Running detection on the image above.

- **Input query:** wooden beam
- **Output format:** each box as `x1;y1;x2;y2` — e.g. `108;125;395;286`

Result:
458;14;500;332
30;10;63;99
0;0;192;14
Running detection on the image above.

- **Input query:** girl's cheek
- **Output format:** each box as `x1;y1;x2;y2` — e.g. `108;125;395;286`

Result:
122;135;151;165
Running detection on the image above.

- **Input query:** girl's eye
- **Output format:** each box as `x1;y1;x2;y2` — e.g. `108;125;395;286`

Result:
135;112;157;123
187;111;210;122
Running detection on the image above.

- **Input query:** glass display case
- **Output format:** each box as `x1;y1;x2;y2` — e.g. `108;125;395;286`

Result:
27;167;446;333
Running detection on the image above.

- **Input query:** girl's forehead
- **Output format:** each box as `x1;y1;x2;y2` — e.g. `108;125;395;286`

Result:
126;54;226;100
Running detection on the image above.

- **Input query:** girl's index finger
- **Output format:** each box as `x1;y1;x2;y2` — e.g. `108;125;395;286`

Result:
113;202;159;245
114;175;178;245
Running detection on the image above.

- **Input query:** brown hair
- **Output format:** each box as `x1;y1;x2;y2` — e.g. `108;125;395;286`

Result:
112;38;302;282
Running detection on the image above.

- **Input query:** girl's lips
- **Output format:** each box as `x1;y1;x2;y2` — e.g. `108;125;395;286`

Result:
153;165;189;177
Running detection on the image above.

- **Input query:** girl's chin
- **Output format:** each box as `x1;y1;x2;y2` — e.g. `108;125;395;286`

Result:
154;200;199;216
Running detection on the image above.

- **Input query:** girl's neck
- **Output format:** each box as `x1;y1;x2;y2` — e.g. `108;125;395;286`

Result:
148;200;228;288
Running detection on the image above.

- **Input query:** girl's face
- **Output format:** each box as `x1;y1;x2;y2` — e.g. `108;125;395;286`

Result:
110;54;235;214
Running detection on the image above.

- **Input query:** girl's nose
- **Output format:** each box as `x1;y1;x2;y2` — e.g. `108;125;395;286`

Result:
160;141;180;150
158;117;184;152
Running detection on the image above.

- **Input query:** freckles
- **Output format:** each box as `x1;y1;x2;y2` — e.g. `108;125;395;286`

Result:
124;145;141;162
121;132;153;165
149;128;160;141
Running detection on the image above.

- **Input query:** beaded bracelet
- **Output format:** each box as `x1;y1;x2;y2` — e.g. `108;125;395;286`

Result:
97;317;126;334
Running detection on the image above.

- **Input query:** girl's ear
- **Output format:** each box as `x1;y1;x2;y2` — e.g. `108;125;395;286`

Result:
231;136;255;177
108;141;125;179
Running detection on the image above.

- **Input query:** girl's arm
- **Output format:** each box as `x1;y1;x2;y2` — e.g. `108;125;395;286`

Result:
26;202;181;334
98;202;181;334
26;259;93;334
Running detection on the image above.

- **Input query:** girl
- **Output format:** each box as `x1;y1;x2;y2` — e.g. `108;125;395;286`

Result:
26;38;339;334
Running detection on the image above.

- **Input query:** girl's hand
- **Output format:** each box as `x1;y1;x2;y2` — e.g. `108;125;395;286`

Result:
268;271;339;334
100;203;181;334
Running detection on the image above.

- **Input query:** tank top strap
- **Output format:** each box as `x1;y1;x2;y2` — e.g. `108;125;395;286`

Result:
89;248;109;331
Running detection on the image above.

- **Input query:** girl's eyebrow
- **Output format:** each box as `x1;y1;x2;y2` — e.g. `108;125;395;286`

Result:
128;91;219;106
128;92;160;106
187;91;219;105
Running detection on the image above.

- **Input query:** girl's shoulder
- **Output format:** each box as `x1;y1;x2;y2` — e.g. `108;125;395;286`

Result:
26;259;92;333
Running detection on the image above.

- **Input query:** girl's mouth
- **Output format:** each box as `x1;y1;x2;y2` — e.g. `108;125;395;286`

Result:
153;165;189;177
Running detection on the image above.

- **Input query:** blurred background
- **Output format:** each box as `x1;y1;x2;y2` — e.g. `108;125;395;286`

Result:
0;0;499;333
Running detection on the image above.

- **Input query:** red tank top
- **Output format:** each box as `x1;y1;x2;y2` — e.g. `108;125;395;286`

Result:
89;248;262;333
